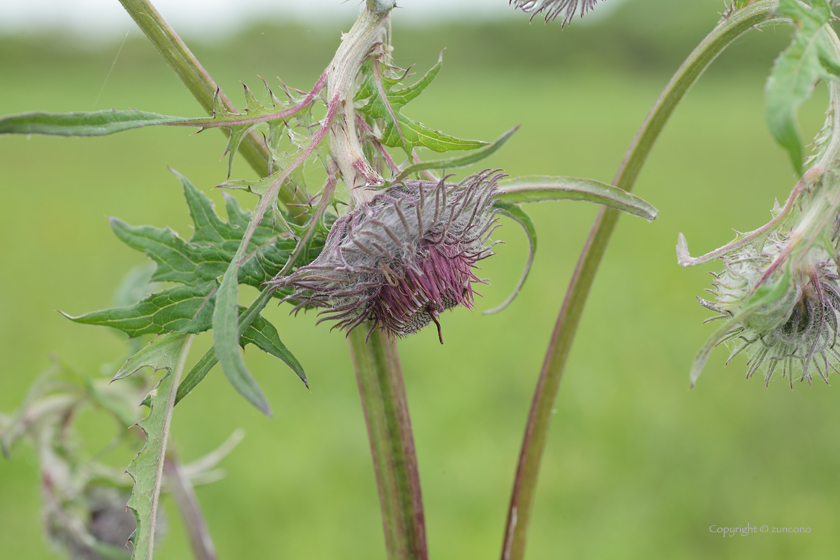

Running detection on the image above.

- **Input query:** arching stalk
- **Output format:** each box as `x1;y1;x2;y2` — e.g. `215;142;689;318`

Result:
500;3;786;559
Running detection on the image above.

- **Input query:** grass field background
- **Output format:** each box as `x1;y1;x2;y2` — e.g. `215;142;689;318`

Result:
2;1;840;559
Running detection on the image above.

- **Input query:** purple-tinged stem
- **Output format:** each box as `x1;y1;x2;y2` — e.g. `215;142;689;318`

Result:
500;3;785;560
163;455;219;560
348;328;427;560
165;73;328;129
677;178;805;267
234;95;340;267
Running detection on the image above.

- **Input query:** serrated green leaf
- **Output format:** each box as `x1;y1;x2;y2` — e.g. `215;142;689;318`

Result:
92;172;324;413
175;312;308;405
394;126;519;182
0;109;184;136
355;54;487;155
242;314;307;386
113;332;189;381
356;54;442;115
495;175;659;221
64;284;217;338
67;277;305;391
766;0;839;174
109;174;298;290
110;218;222;286
379;112;486;153
485;201;537;315
123;333;192;560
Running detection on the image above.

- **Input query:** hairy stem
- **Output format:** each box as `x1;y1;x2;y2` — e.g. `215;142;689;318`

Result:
116;0;309;212
348;328;427;560
163;454;218;560
500;3;786;559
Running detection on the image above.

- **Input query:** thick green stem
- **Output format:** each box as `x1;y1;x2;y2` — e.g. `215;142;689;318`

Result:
348;328;427;560
500;3;785;559
116;0;309;211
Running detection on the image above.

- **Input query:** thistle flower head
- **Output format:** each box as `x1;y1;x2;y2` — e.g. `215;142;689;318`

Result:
510;0;602;25
273;171;502;341
699;233;840;387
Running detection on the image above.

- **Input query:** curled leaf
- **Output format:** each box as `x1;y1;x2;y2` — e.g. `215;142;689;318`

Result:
485;201;537;315
496;175;658;221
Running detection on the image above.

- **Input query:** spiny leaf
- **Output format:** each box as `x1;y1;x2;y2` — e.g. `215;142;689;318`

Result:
64;284;217;338
766;0;839;174
495;175;659;221
182;84;313;177
485;201;537;315
123;333;191;560
109;174;300;290
67;281;304;391
76;172;325;407
378;112;486;154
240;314;307;386
208;85;284;177
113;332;189;381
355;55;487;155
220;133;323;219
356;54;442;115
0;109;184;136
110;218;232;287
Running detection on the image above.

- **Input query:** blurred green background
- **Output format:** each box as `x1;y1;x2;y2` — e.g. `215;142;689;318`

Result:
2;0;840;559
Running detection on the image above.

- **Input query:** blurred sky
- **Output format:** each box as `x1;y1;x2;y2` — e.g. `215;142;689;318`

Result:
0;0;625;38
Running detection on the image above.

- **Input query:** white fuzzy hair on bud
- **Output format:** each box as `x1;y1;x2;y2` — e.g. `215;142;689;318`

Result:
698;233;840;387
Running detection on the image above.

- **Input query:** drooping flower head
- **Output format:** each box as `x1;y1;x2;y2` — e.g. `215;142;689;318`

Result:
682;164;840;387
697;233;840;387
273;171;502;341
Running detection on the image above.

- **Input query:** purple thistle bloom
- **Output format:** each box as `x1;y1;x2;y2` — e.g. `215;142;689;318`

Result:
273;171;503;341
